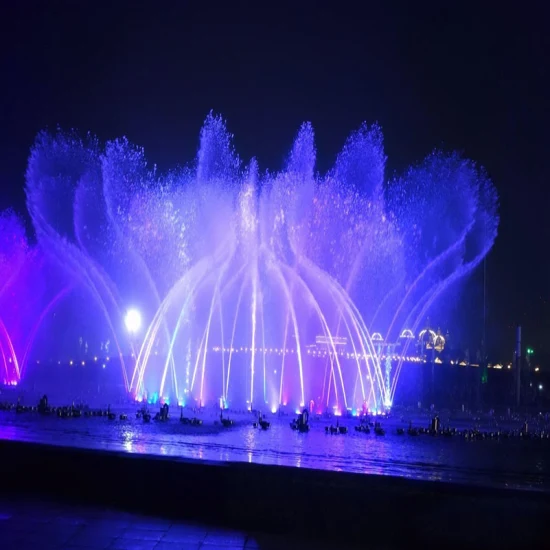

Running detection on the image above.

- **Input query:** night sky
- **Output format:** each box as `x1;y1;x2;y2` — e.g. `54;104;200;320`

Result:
1;1;548;360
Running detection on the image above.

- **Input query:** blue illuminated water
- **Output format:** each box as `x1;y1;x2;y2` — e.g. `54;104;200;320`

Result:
0;409;548;493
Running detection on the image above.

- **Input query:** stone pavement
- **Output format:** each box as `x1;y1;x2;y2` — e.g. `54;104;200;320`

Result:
0;495;360;550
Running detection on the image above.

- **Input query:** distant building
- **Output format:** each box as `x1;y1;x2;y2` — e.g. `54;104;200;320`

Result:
309;335;348;351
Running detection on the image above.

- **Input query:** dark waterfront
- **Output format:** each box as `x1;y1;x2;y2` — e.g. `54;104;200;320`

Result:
1;402;549;493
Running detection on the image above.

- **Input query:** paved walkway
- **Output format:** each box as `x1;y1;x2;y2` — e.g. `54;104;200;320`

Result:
0;495;359;550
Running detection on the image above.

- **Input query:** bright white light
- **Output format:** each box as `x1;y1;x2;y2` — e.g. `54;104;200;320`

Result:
539;384;543;390
125;309;142;334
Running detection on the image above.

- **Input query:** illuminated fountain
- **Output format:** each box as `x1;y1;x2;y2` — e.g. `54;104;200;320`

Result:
20;113;498;410
0;210;33;385
130;120;386;411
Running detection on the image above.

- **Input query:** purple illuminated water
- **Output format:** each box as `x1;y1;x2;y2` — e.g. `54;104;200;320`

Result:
0;113;498;411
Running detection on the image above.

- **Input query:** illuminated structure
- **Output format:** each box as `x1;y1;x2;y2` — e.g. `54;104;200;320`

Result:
315;335;348;348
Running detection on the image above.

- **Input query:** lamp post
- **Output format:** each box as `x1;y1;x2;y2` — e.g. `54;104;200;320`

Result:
515;327;522;408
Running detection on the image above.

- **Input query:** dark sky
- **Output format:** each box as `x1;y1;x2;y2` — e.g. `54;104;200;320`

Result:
1;1;549;359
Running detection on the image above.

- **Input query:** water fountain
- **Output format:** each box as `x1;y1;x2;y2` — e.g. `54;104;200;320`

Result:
15;112;498;410
0;210;35;385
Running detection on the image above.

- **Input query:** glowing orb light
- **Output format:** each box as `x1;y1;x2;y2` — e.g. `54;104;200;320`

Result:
124;308;142;334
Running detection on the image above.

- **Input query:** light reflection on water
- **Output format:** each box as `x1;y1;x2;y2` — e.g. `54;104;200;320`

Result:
0;415;549;492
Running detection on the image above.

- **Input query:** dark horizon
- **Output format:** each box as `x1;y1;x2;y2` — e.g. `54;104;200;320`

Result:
1;1;549;360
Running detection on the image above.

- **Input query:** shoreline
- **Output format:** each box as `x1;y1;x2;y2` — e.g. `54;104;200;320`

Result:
1;403;549;494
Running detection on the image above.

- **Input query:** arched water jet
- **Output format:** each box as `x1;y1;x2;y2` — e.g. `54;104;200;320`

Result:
296;258;385;409
20;286;74;379
0;319;20;383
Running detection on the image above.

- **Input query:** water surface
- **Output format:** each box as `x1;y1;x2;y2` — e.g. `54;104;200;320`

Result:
0;411;548;492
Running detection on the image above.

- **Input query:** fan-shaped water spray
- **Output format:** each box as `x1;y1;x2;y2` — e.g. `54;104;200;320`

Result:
15;112;498;410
